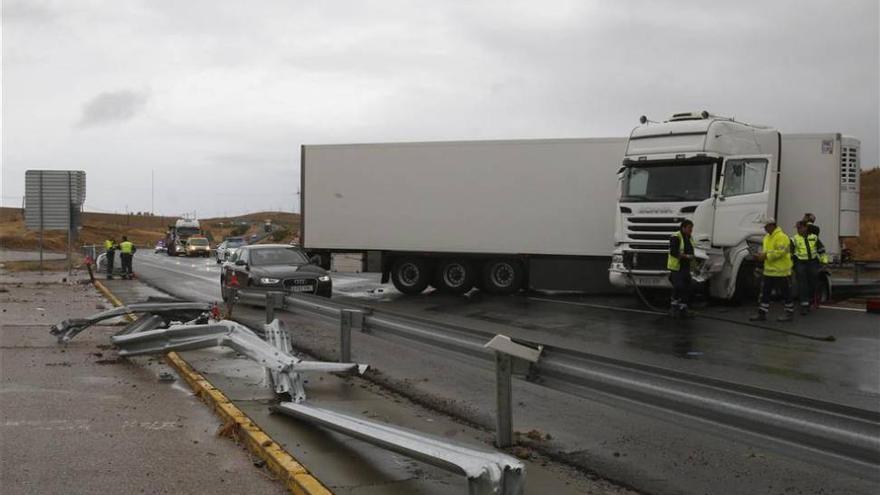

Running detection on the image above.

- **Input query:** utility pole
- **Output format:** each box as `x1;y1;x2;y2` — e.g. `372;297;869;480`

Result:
151;169;155;216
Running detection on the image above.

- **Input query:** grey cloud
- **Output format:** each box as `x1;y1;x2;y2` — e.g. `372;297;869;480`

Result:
77;90;149;128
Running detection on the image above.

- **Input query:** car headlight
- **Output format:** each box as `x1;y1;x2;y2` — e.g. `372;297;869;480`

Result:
259;277;281;285
318;275;331;282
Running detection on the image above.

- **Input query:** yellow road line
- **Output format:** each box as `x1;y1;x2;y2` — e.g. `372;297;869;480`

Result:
92;280;332;495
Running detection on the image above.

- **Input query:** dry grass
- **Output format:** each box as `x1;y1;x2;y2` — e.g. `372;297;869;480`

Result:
844;168;880;260
1;254;85;272
0;207;300;253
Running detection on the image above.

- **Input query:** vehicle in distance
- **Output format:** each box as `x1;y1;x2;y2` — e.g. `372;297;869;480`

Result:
165;218;201;256
216;237;246;264
154;240;166;254
301;138;626;295
185;236;211;257
220;244;331;300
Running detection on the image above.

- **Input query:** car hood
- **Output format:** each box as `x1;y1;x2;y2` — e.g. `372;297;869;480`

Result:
249;264;327;279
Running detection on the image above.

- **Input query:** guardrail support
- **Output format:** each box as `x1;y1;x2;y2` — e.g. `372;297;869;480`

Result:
494;351;514;448
339;309;363;363
265;291;284;323
484;334;543;449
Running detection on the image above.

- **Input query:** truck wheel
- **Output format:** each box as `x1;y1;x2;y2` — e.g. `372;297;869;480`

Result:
435;259;475;294
482;259;523;295
391;258;431;295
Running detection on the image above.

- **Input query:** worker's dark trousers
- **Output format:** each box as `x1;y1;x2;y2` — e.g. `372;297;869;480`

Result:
120;253;133;276
669;270;692;309
795;260;820;307
759;276;794;315
105;251;115;275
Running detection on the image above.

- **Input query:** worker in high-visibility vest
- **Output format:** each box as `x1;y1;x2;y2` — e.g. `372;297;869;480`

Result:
751;218;795;322
118;236;137;280
667;219;695;318
792;220;827;314
103;238;117;279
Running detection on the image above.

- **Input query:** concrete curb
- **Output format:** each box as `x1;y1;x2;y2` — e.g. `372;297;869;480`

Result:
91;279;332;495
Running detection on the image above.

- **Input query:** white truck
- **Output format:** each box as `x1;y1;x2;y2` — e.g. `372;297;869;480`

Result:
301;138;627;294
608;111;860;300
301;113;861;299
165;218;202;257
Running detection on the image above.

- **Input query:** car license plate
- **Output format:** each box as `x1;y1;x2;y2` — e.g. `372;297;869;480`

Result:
637;277;663;286
291;285;314;293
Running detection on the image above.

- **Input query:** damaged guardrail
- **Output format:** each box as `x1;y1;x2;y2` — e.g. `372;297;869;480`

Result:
273;402;525;495
52;298;528;495
51;301;214;343
265;293;880;480
112;319;367;401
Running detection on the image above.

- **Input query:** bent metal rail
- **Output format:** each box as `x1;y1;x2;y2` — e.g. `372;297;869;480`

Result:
236;291;880;480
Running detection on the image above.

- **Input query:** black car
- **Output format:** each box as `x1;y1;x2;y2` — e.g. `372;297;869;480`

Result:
220;244;331;300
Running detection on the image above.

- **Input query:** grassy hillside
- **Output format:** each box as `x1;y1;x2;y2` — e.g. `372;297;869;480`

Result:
0;208;300;251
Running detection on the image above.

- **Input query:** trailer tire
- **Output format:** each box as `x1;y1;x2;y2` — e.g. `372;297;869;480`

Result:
434;259;476;294
482;259;523;295
391;258;431;295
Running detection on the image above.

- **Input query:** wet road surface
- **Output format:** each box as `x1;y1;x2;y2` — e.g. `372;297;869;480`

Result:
128;251;880;494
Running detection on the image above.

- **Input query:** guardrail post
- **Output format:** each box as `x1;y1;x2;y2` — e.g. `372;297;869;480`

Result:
339;309;363;363
494;351;514;448
854;262;862;284
265;292;283;323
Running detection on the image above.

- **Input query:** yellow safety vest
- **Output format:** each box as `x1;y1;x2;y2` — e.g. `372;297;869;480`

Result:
104;240;114;250
667;231;685;271
119;241;134;254
762;227;793;277
792;234;819;261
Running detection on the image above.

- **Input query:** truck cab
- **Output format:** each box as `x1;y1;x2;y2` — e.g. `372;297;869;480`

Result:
609;111;781;299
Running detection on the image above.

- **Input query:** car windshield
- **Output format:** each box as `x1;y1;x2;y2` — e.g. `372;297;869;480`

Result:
620;161;714;202
226;240;244;248
189;238;208;246
249;248;309;266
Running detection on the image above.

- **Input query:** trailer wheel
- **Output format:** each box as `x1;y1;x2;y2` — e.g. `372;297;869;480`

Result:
434;259;475;294
391;258;431;295
482;259;523;295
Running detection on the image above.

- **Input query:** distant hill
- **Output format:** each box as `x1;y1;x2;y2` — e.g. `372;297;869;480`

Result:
846;168;879;260
0;208;300;251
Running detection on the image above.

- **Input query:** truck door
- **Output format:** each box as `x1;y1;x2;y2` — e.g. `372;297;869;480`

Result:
712;155;775;246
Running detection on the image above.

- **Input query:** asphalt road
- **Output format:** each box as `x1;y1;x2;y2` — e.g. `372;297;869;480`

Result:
129;251;880;495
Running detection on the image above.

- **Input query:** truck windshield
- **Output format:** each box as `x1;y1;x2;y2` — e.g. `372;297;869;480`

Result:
177;227;200;237
620;161;714;202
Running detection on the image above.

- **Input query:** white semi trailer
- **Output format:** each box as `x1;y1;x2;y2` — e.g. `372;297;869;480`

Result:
608;111;861;300
301;138;627;294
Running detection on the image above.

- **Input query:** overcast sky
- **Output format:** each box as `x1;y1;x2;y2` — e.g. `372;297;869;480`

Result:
2;0;878;217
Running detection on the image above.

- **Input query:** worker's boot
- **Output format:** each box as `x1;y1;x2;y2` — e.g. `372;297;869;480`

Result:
749;311;767;322
777;311;794;322
680;305;694;319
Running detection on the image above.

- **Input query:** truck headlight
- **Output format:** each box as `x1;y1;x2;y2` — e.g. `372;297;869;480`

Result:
259;277;281;285
318;275;331;282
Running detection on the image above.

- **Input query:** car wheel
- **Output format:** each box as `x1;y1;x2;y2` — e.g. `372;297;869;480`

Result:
481;259;524;295
391;258;431;295
434;259;475;294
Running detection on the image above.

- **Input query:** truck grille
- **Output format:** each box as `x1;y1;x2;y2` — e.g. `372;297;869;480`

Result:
625;216;683;248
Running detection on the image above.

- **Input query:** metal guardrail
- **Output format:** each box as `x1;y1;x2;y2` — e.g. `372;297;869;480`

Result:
111;319;367;402
51;302;214;343
273;402;525;495
265;292;880;479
